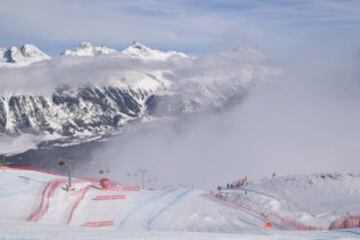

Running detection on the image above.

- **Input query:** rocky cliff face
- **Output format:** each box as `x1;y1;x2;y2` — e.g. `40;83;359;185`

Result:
0;85;153;138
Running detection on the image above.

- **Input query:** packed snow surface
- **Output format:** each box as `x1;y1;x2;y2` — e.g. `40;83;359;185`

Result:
0;168;359;239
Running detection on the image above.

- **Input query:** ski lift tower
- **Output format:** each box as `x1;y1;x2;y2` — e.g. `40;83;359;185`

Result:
138;168;147;189
58;158;74;192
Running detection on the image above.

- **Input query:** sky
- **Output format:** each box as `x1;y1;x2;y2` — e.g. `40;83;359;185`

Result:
0;0;359;55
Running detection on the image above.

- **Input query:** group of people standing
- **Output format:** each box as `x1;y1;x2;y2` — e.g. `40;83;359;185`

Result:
217;176;248;191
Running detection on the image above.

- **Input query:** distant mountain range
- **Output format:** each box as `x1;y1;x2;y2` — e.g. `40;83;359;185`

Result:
0;41;189;67
0;41;273;154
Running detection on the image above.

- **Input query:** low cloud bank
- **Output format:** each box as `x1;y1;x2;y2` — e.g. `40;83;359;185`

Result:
0;47;273;96
79;44;360;189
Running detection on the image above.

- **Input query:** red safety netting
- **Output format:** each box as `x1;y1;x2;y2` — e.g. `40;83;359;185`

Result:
93;194;126;200
0;166;60;176
329;215;360;230
106;184;140;192
209;192;321;231
27;179;65;222
67;187;90;225
82;220;114;227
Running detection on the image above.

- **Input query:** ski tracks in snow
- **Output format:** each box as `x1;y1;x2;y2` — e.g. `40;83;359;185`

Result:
119;188;192;230
147;189;192;230
119;188;177;229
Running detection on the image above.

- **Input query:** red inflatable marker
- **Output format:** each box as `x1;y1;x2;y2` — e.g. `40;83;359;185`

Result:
100;178;112;190
264;221;273;230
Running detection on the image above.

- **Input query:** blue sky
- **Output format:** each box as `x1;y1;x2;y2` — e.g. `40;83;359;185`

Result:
0;0;359;55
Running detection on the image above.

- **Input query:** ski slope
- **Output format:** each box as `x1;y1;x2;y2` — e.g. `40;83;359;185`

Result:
0;167;359;239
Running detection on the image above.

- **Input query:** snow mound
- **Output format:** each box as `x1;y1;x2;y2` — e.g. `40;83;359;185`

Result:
61;41;118;57
122;41;188;61
0;44;51;67
245;173;360;223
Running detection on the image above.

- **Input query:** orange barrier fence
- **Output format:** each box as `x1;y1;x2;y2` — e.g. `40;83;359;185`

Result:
82;220;114;227
329;215;360;230
1;166;139;192
93;194;126;200
106;184;140;192
209;193;321;231
27;179;65;222
67;186;90;225
1;166;60;176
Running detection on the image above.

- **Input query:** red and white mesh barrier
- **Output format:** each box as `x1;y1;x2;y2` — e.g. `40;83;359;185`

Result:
103;184;140;192
209;192;321;231
93;194;126;200
0;166;60;176
27;179;65;222
82;220;114;227
329;215;360;230
66;187;90;225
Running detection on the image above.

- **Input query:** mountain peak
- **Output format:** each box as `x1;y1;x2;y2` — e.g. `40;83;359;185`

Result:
20;44;51;60
122;41;188;61
131;41;150;50
78;41;93;49
0;44;50;66
61;41;118;57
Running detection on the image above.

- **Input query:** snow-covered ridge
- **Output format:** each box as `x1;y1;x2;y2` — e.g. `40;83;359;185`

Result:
0;44;51;67
247;173;360;219
122;41;188;61
61;41;118;57
0;41;189;67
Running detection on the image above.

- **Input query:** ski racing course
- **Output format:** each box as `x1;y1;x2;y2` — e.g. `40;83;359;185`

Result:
0;167;359;240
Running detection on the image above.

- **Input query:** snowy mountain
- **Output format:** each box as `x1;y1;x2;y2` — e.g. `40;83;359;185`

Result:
61;41;118;57
0;84;155;138
0;42;275;154
122;41;188;61
0;70;249;143
0;44;51;67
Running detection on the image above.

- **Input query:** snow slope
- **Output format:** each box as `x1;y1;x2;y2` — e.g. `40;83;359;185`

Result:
215;173;360;233
0;220;359;240
0;168;268;232
247;173;360;221
0;168;360;239
0;168;359;239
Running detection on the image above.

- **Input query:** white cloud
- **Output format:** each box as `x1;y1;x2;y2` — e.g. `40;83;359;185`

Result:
79;44;360;188
0;45;274;95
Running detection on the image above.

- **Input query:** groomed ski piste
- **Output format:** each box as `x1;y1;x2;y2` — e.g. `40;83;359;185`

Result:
0;167;359;240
